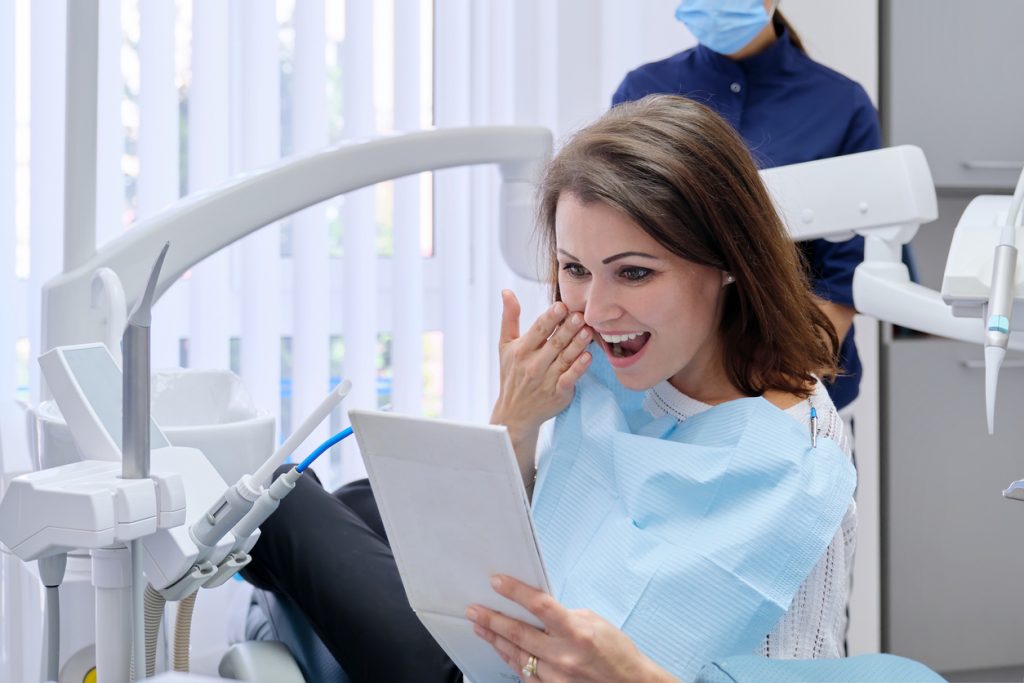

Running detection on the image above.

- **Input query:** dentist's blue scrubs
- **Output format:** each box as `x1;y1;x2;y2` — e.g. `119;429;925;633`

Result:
613;22;900;411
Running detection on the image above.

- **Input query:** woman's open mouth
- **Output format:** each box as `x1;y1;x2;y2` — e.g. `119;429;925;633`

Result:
599;331;651;359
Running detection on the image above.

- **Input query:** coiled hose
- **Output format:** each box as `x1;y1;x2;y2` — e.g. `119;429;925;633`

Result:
174;591;198;672
143;584;167;677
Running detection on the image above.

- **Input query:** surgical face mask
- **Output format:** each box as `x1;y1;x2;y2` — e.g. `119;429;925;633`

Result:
675;0;775;56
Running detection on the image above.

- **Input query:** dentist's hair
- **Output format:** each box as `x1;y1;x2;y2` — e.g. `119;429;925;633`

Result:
537;94;837;398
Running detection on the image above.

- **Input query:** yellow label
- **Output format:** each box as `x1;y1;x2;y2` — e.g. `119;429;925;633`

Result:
84;667;97;683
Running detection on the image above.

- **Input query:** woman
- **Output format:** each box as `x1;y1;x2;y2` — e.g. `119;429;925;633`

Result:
470;94;856;681
244;96;855;683
612;0;899;413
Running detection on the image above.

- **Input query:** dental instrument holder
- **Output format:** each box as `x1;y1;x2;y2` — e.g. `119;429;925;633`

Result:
201;468;302;589
121;242;249;600
123;242;168;481
123;241;169;681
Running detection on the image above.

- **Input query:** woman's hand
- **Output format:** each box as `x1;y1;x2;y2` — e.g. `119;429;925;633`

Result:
490;290;592;452
466;575;679;683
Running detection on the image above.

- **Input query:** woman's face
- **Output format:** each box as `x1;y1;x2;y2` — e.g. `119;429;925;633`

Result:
555;193;733;397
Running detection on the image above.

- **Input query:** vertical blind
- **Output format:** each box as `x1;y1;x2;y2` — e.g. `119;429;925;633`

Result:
1;0;689;484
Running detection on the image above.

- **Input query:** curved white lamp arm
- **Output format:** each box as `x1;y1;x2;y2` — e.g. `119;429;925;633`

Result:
89;268;127;366
762;145;1024;349
852;250;1024;347
42;126;552;353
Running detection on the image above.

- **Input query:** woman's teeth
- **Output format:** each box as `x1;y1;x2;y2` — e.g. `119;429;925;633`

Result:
601;332;649;358
600;332;644;343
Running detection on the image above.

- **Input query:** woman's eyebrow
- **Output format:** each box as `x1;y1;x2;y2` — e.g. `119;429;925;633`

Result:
557;248;659;264
601;251;658;264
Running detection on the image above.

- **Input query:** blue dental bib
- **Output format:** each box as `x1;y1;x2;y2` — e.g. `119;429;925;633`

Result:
531;352;855;680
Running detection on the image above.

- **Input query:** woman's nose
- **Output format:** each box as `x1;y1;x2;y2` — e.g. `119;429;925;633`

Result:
583;281;622;328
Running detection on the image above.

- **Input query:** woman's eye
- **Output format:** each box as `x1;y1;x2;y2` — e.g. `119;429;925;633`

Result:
561;263;588;278
620;266;653;282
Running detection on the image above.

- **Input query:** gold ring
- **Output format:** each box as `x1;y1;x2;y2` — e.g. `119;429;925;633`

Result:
521;654;538;678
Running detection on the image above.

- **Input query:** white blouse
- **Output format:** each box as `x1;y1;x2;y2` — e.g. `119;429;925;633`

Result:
642;379;857;660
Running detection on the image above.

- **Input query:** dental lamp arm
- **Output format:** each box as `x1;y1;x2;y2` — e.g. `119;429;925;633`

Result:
762;146;1024;352
43;126;552;353
90;268;127;365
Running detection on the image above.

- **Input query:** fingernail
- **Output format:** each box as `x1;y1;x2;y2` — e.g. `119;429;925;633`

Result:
491;575;503;589
465;607;478;621
473;624;487;638
578;328;590;341
552;302;565;315
571;313;581;325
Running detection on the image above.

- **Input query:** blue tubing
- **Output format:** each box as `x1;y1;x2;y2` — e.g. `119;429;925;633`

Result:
296;427;355;473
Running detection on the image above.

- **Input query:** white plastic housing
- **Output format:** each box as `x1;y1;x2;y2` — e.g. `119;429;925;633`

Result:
942;195;1024;325
0;460;186;561
761;145;937;242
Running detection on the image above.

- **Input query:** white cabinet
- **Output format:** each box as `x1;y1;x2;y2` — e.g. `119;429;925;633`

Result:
883;0;1024;189
883;338;1024;673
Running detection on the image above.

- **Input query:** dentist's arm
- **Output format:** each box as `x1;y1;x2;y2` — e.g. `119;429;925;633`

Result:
490;290;592;491
818;300;855;346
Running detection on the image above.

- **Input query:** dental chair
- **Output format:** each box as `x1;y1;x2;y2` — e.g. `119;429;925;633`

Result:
222;597;945;683
694;654;945;682
219;588;347;683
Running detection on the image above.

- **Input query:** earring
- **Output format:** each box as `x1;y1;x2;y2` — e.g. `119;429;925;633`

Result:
724;274;736;285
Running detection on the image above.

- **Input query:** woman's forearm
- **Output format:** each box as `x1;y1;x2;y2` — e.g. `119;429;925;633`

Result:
505;422;540;492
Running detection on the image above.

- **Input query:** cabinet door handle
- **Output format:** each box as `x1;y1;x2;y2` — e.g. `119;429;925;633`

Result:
962;160;1024;171
962;359;1024;369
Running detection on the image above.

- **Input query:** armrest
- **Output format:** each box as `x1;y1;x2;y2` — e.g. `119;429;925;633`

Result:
218;641;306;683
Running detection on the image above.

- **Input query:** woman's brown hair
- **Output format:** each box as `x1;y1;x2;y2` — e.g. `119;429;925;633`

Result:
537;95;838;398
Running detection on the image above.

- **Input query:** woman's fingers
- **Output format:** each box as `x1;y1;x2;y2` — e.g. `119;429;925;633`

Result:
520;301;569;350
556;350;592;393
489;575;575;634
499;289;522;345
539;312;589;368
556;324;591;371
501;294;589;370
472;624;547;682
467;605;550;659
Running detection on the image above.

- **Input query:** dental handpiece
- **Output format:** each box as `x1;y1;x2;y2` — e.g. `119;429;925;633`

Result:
983;229;1020;435
190;380;353;561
